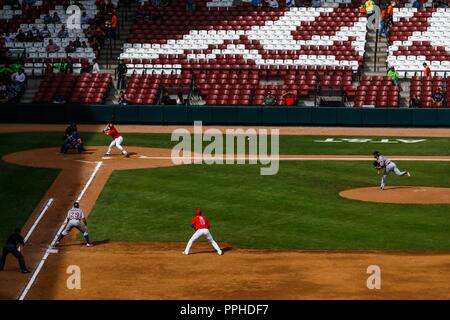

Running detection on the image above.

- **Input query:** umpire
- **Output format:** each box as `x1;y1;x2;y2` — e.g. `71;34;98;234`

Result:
0;228;30;273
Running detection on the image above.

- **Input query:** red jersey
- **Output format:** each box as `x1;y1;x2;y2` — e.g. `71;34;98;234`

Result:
284;95;295;106
107;127;121;139
424;66;431;77
191;215;210;231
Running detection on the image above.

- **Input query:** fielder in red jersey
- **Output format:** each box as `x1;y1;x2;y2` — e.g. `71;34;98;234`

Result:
183;208;222;256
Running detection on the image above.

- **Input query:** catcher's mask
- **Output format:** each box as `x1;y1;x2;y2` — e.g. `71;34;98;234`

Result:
196;208;202;216
74;202;79;208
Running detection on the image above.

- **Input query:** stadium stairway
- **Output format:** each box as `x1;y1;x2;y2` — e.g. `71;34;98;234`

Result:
19;78;41;103
363;29;388;75
99;0;138;104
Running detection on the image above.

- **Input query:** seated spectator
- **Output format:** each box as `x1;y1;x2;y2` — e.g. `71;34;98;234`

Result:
58;26;69;38
387;66;399;86
52;12;61;23
53;94;66;104
266;0;279;7
11;69;26;85
55;61;68;73
92;59;100;73
413;0;423;9
90;37;101;57
432;87;445;104
410;95;421;108
66;57;74;73
251;0;262;7
73;36;81;48
5;85;18;102
81;41;88;48
15;29;26;42
186;0;195;12
43;13;53;24
41;26;51;38
311;0;321;7
80;12;91;24
81;59;91;73
263;92;277;106
176;92;186;105
31;26;42;41
44;62;54;75
46;39;60;53
118;90;128;105
161;90;176;105
281;92;296;106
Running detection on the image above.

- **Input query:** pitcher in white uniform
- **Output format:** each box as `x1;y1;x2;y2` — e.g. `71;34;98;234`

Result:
55;202;93;247
373;151;411;190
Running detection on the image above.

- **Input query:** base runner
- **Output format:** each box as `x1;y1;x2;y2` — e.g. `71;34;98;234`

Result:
103;123;129;157
373;151;411;190
55;202;93;247
183;208;222;256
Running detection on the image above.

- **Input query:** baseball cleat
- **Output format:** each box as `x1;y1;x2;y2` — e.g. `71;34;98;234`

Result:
182;251;188;255
124;153;129;158
104;153;112;156
54;241;60;247
21;269;31;274
406;172;411;177
86;243;94;247
217;251;223;256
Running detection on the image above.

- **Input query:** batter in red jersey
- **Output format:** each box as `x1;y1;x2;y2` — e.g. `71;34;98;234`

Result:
103;123;129;157
182;208;222;256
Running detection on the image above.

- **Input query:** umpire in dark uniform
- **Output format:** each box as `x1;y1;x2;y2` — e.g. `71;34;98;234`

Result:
0;228;30;273
117;60;127;89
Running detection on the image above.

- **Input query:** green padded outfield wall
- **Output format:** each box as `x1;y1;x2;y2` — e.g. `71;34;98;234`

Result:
0;104;450;126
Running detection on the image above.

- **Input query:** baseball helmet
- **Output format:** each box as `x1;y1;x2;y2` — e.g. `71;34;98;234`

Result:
195;208;202;216
74;202;79;208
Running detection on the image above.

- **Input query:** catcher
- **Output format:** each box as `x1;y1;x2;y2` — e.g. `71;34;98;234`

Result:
373;151;410;190
62;130;85;154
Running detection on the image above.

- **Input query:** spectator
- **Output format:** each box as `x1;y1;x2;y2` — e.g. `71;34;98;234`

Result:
92;59;100;73
31;26;42;41
81;40;88;48
53;94;66;104
186;0;195;12
413;0;423;9
117;60;127;89
67;57;74;73
45;62;54;75
380;14;391;37
176;92;185;105
0;90;7;103
52;12;61;23
58;25;69;38
387;66;399;86
285;0;295;7
73;36;81;48
263;92;277;106
15;29;26;42
111;11;117;41
41;25;51;38
281;91;296;106
251;0;262;7
266;0;279;7
410;95;421;108
161;90;176;105
55;61;68;73
43;12;53;24
5;85;18;102
432;87;445;104
80;12;91;24
118;90;128;105
423;62;431;77
90;37;101;57
365;0;375;16
311;0;321;7
106;0;116;14
65;41;76;53
11;68;26;85
46;39;60;53
0;228;30;274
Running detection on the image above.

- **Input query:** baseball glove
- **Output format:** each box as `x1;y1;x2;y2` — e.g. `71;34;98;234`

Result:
373;161;383;174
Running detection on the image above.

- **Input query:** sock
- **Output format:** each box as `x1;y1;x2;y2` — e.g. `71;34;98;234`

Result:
84;235;90;244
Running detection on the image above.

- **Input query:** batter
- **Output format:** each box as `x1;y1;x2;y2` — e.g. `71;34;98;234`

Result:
103;123;129;157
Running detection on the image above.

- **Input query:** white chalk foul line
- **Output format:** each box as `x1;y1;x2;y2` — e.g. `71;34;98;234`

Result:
23;198;54;244
138;156;450;162
19;161;103;301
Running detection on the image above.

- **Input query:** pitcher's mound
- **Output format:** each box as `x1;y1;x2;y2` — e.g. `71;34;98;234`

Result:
339;186;450;204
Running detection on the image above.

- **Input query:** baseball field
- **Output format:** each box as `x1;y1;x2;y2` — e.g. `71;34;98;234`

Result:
1;125;450;299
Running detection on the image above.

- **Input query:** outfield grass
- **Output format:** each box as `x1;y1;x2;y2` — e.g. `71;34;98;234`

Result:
0;131;449;248
88;160;450;250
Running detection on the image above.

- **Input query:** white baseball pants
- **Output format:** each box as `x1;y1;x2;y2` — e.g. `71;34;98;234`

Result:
107;136;127;155
184;229;222;255
381;162;407;189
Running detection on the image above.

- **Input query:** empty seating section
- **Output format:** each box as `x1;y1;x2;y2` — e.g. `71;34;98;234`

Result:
33;72;78;103
354;76;399;107
410;76;447;108
33;72;111;103
387;8;450;78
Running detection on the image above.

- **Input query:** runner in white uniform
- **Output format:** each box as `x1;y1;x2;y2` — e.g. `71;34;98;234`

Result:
373;151;411;190
55;202;93;247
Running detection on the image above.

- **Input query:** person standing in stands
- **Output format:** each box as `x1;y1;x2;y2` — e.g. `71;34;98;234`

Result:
111;11;117;42
423;63;431;77
0;228;30;273
387;66;399;86
117;60;127;89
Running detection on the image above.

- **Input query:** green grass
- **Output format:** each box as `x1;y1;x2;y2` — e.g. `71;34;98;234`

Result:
88;160;450;250
0;131;449;249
